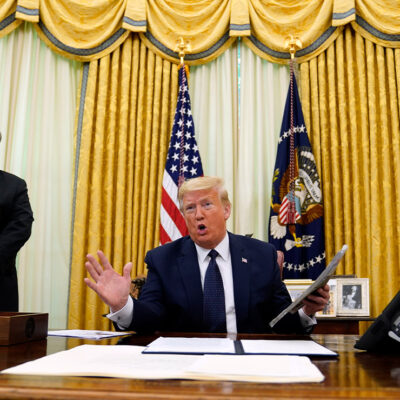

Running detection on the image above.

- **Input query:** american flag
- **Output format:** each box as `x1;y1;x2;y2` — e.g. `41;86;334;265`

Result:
159;65;204;244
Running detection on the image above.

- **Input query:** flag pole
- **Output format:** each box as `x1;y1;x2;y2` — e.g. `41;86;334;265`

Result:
174;37;191;187
284;36;303;240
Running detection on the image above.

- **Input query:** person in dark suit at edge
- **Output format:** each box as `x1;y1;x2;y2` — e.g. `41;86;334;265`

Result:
0;132;34;312
85;176;329;333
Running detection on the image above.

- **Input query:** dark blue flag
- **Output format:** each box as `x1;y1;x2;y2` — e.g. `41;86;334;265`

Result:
268;71;325;280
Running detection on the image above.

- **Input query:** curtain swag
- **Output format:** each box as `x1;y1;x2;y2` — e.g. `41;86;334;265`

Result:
1;0;400;63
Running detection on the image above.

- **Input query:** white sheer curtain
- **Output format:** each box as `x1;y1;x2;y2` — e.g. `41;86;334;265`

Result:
189;44;238;233
190;40;290;240
236;42;290;241
0;23;82;328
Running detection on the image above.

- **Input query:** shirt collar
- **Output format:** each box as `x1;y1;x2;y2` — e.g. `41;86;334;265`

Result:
195;232;230;263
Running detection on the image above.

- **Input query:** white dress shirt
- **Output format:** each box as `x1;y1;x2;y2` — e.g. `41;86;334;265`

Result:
107;233;316;332
194;233;237;333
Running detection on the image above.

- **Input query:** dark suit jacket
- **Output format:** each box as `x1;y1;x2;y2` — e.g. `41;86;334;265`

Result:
0;171;34;311
130;232;304;334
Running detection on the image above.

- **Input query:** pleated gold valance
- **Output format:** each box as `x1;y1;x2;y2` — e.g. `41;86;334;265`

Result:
1;0;400;63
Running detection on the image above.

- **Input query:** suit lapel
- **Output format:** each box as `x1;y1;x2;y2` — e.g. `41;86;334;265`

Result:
229;233;250;332
177;237;204;322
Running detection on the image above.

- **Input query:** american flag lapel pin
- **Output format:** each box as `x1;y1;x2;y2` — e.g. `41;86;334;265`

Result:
242;257;248;263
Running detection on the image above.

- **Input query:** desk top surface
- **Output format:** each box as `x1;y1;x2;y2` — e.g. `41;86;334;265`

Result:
0;333;399;400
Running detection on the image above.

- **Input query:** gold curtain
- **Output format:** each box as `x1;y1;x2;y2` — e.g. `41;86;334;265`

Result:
2;1;400;63
68;33;178;330
243;0;344;63
300;25;400;318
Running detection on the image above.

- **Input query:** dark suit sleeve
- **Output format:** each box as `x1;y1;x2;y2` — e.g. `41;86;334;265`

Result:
0;177;34;265
267;252;305;334
128;250;168;333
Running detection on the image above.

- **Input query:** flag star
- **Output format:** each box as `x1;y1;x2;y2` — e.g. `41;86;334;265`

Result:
299;125;305;132
178;119;183;127
172;153;179;161
190;167;197;176
183;84;188;92
299;264;305;272
173;142;180;150
182;165;188;172
181;97;186;104
170;164;177;173
287;263;293;271
315;255;322;263
183;154;189;162
180;106;185;114
309;258;315;266
186;120;192;128
185;132;191;140
187;109;192;117
184;143;190;151
193;144;198;152
176;130;182;138
192;155;199;164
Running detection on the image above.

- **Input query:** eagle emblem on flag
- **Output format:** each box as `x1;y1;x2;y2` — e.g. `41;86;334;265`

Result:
270;144;323;250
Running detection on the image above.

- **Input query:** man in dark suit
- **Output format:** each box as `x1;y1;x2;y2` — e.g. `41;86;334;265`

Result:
85;176;329;333
0;132;34;311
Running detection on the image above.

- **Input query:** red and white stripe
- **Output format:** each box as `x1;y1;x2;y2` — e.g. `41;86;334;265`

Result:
160;172;188;244
279;196;300;224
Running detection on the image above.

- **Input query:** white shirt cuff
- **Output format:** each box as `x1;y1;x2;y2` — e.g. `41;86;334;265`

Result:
298;308;317;328
106;296;134;329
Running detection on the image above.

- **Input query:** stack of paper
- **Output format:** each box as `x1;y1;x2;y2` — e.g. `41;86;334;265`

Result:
2;344;325;383
48;330;132;340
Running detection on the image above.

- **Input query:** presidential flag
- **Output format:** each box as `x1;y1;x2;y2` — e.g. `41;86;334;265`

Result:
159;65;203;244
268;70;325;280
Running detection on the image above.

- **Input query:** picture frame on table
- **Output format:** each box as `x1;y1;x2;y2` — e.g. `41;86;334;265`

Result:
316;279;337;317
337;278;370;316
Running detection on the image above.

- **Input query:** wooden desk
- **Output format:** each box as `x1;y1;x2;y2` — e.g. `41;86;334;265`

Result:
314;317;375;334
0;333;400;399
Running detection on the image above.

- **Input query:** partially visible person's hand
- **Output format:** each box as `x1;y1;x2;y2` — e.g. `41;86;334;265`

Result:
84;250;133;312
302;284;330;316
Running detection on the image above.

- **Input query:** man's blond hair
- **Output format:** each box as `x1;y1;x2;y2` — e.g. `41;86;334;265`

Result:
178;176;231;210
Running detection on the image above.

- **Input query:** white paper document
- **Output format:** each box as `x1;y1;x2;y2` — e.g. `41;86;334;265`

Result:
143;337;336;357
241;339;337;356
143;336;236;354
48;330;132;340
2;344;324;383
2;345;199;379
186;354;324;383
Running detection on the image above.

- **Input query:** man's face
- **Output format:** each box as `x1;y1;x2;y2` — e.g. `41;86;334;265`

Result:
182;187;231;249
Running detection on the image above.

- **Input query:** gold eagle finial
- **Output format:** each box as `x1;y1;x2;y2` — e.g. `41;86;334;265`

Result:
175;37;191;65
284;35;302;59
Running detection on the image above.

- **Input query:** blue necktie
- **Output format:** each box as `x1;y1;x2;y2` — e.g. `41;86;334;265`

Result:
203;249;226;332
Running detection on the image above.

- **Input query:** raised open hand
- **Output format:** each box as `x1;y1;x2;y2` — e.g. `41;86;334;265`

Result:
84;250;133;312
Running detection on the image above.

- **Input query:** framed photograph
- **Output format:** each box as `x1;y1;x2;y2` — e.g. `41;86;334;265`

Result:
316;279;337;317
337;278;370;316
284;279;313;302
